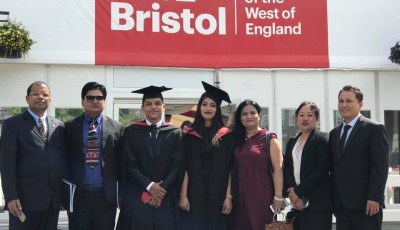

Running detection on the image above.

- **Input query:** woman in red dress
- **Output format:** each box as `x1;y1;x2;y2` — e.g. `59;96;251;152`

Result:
232;100;285;230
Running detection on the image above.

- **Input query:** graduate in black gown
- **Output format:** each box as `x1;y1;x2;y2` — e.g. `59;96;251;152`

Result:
117;86;182;230
179;81;234;230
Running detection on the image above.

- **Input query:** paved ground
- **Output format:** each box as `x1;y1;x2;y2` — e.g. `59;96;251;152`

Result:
0;211;399;229
333;223;400;230
0;211;68;229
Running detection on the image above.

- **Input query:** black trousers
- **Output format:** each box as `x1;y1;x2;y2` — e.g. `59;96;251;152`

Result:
130;195;176;230
335;208;383;230
293;209;332;230
68;189;117;230
9;208;59;230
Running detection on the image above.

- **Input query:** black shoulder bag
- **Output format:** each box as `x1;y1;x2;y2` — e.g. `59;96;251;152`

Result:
265;131;274;176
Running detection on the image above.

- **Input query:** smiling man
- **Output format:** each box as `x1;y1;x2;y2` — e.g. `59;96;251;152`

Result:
329;85;389;230
117;86;182;230
64;82;123;230
0;81;65;229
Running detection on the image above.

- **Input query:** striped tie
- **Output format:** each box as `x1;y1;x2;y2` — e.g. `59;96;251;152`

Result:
38;118;47;140
86;118;100;167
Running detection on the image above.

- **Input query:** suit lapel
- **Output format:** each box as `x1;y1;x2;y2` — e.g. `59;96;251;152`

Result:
300;130;315;169
101;115;110;167
46;116;56;141
287;135;298;182
342;117;363;155
76;115;84;156
334;125;342;159
101;115;109;150
23;111;45;141
138;120;155;159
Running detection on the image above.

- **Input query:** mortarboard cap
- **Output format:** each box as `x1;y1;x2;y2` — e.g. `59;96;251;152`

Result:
132;85;172;103
201;81;231;106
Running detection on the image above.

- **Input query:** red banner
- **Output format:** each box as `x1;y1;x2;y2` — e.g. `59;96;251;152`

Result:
95;0;328;68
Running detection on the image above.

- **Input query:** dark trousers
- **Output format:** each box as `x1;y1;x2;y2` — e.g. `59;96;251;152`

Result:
68;189;117;230
293;209;332;230
9;208;59;230
336;208;383;230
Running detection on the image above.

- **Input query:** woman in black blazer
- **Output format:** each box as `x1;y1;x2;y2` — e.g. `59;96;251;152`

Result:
283;101;333;230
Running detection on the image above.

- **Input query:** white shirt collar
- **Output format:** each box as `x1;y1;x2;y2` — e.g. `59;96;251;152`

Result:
343;113;361;127
145;119;163;127
27;108;47;124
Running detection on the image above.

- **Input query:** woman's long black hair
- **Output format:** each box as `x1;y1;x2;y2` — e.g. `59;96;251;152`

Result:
191;93;225;142
232;99;262;149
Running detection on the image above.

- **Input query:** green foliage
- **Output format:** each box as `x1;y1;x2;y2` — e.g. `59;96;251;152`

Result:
119;109;143;127
7;107;27;116
389;42;400;65
0;18;35;57
0;107;27;120
55;108;83;122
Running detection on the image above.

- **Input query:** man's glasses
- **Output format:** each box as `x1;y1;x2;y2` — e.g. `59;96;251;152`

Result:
85;95;105;102
29;92;50;98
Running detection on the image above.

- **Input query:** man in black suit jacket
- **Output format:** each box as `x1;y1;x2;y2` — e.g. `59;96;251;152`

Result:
0;81;66;229
64;82;123;230
117;86;182;230
329;85;389;230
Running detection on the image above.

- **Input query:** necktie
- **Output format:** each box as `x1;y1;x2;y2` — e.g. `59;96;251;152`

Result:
38;118;47;140
150;124;158;158
86;118;100;167
339;125;351;156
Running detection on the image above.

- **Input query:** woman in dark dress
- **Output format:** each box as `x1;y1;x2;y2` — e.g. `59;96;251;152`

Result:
179;81;234;230
232;100;285;230
283;101;333;230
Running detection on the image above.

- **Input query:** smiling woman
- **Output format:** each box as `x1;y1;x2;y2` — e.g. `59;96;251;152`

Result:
232;99;285;230
283;101;333;230
179;81;233;230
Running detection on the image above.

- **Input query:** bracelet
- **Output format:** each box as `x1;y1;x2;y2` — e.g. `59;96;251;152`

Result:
274;196;285;202
226;195;233;199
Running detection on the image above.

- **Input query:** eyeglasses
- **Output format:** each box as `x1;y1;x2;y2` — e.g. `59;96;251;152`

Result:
85;95;105;102
29;92;50;98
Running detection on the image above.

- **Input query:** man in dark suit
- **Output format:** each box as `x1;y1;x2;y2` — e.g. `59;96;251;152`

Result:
329;85;389;230
65;82;123;230
0;81;66;229
117;86;182;230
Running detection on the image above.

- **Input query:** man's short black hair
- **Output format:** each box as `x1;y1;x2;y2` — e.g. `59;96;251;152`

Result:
81;82;107;100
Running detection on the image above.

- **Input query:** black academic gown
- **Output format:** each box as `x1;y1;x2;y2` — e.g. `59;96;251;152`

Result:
117;121;182;230
180;127;234;230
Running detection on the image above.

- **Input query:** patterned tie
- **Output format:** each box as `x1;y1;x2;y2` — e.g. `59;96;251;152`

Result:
339;125;351;156
150;124;158;158
38;118;47;140
86;118;100;167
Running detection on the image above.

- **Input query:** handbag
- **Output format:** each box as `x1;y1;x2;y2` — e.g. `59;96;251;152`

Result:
265;212;294;230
